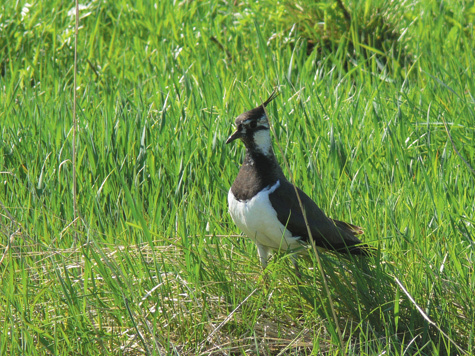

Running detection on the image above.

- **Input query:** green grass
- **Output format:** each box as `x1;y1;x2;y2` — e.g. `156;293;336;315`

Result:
1;0;474;354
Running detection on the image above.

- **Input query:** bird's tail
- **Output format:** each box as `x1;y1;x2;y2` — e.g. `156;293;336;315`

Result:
331;219;374;256
332;219;364;235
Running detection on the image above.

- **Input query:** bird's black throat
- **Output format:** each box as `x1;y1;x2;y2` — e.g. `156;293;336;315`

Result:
230;148;284;201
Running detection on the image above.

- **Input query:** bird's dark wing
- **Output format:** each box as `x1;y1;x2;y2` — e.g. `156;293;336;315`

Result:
269;179;369;255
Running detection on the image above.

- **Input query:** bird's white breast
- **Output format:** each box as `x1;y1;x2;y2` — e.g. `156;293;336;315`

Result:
228;180;302;251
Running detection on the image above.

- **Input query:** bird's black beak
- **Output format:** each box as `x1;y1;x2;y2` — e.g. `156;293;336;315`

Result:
226;129;243;144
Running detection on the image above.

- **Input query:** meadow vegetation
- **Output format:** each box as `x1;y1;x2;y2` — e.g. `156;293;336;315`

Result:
1;0;474;354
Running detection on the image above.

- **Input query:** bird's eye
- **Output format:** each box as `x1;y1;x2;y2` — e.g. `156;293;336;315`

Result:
250;121;257;129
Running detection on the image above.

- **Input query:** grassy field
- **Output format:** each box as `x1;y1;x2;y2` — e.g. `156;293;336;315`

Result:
1;0;474;354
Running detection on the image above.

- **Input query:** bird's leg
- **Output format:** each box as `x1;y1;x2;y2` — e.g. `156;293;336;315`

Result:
256;244;270;269
255;244;272;285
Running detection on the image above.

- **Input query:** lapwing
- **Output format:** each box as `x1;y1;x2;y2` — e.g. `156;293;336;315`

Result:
226;91;371;268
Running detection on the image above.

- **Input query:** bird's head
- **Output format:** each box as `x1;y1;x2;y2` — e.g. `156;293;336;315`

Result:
226;91;278;155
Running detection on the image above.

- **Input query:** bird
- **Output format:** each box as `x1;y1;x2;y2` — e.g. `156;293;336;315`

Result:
226;91;371;269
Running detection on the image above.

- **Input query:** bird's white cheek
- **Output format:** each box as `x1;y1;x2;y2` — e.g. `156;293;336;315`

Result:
253;130;272;155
